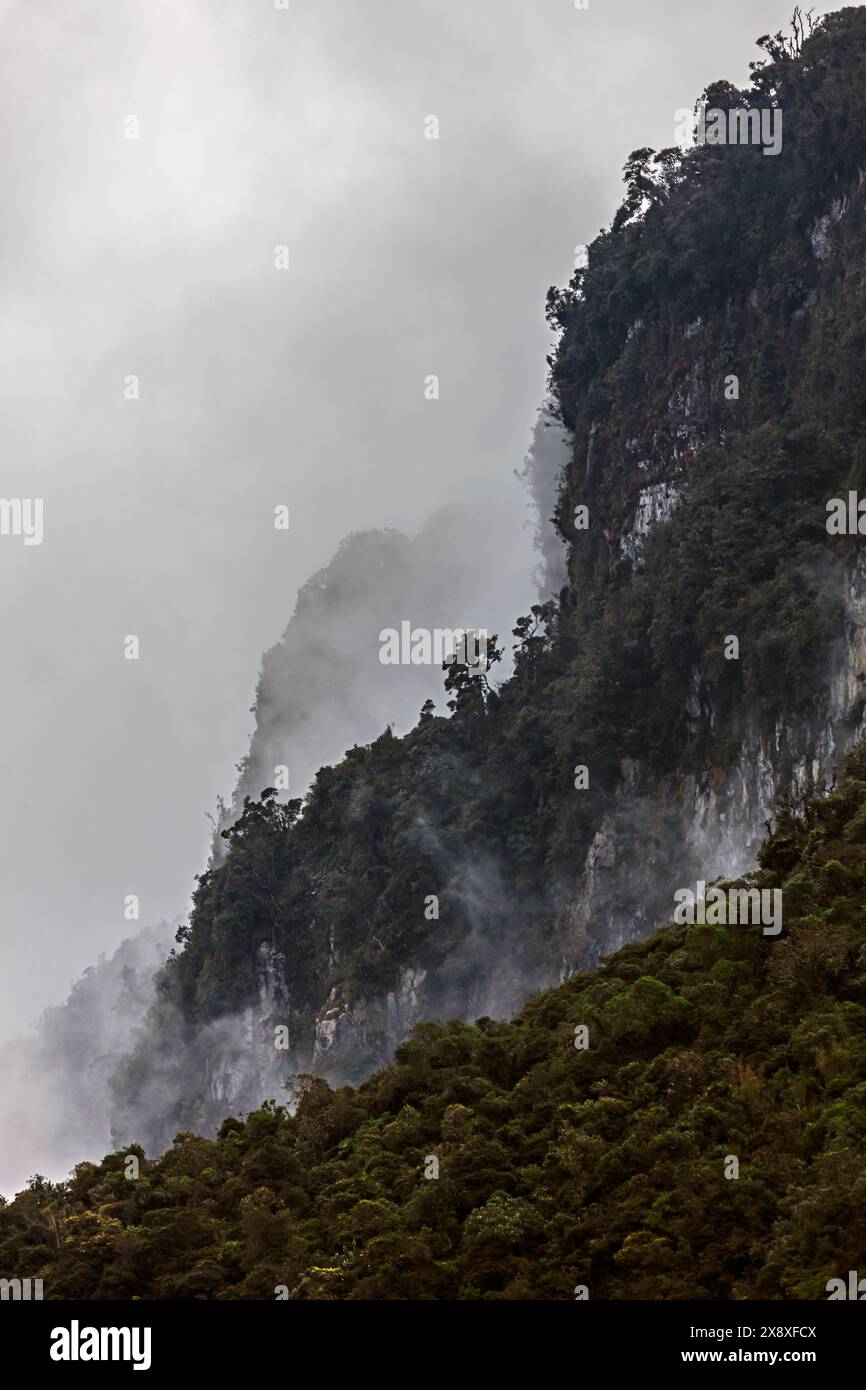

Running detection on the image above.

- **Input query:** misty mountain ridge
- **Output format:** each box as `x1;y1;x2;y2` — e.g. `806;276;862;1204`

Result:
210;497;552;860
0;485;559;1197
78;9;866;1156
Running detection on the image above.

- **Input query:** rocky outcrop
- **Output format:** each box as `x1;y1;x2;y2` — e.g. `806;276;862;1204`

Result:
561;550;866;969
202;944;293;1114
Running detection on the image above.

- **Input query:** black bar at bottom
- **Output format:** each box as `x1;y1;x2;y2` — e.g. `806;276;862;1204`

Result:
0;1298;856;1375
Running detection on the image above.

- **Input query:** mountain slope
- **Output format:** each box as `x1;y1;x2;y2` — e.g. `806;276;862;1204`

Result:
5;738;866;1299
113;8;866;1149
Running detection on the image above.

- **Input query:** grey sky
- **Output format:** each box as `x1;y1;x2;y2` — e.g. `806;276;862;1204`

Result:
0;0;791;1041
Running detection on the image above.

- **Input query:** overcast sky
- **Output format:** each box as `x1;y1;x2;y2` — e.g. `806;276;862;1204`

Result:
0;0;792;1041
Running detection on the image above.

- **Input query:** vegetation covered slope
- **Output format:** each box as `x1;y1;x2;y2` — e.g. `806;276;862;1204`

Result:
109;9;866;1144
4;739;866;1299
100;10;866;1150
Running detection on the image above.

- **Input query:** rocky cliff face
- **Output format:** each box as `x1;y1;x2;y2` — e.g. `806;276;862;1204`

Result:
107;11;866;1151
202;944;293;1115
562;550;866;973
196;551;866;1117
259;564;866;1102
196;592;865;1120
